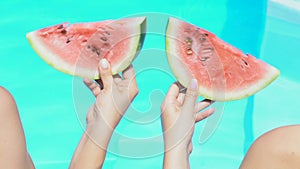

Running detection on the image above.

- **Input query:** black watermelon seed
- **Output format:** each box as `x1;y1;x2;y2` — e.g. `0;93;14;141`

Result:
57;25;64;29
61;29;67;34
200;37;206;42
91;46;100;56
102;43;110;49
200;57;209;61
242;59;248;66
100;37;107;41
66;38;71;43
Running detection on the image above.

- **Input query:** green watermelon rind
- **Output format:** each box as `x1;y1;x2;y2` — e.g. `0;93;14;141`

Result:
26;17;146;79
166;17;280;101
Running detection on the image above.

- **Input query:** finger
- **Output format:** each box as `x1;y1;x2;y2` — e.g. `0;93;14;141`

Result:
113;74;122;84
177;93;185;104
84;78;98;91
98;59;113;90
122;65;135;80
182;79;198;112
188;141;193;154
176;81;187;93
195;108;215;122
195;99;215;112
83;78;101;95
161;83;180;110
83;78;93;86
95;79;104;90
176;81;186;104
92;87;101;95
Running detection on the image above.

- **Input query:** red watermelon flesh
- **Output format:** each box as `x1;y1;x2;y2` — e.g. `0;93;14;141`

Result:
26;17;146;78
166;17;280;101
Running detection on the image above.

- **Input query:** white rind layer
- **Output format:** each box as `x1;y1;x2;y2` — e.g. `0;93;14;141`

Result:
166;17;280;101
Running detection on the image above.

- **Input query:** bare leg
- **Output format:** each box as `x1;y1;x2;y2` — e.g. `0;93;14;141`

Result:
240;125;300;169
0;87;35;169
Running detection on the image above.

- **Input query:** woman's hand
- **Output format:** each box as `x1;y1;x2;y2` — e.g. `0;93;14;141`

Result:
69;59;138;169
83;59;138;143
161;79;215;169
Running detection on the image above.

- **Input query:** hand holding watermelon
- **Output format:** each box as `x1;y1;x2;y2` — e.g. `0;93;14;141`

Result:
70;59;138;168
84;59;138;135
161;79;215;168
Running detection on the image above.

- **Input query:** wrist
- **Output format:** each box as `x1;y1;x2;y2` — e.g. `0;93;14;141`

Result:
163;145;190;169
164;142;189;156
85;119;114;149
163;135;190;154
87;105;121;130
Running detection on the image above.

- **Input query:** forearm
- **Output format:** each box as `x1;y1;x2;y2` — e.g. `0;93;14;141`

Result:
69;122;114;169
163;146;190;169
69;133;104;169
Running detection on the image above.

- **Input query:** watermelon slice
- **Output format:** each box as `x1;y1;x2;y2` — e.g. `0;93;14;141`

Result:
26;17;146;78
166;17;280;101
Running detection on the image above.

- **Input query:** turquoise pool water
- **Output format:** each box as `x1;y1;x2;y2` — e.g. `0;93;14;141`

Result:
1;0;300;168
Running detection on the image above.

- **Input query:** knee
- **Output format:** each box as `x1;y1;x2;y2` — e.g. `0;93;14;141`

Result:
241;125;300;168
0;86;17;115
254;125;300;154
0;86;15;102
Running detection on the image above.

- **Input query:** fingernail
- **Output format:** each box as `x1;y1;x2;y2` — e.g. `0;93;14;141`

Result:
190;78;198;90
100;59;108;69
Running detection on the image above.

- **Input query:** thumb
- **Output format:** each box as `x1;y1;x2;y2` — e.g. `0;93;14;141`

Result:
98;59;113;90
182;79;198;112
